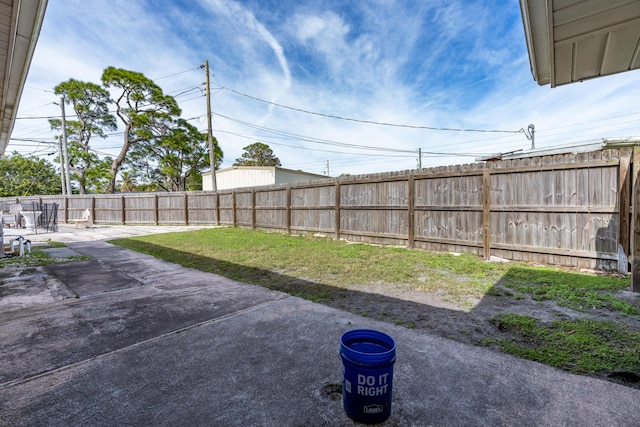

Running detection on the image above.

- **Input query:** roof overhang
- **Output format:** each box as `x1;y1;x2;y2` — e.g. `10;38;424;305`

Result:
0;0;48;156
520;0;640;87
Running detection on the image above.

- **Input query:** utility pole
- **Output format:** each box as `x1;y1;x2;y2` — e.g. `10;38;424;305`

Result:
58;136;66;196
204;60;217;192
418;148;422;169
528;124;535;150
60;96;72;195
324;160;330;176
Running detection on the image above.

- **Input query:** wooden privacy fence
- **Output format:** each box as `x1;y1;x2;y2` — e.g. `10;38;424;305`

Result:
198;147;637;278
4;147;639;289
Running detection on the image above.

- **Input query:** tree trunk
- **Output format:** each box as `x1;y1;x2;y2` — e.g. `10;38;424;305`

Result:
107;125;132;193
78;171;87;194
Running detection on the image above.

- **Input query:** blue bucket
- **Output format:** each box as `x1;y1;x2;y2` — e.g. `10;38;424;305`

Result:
340;329;396;424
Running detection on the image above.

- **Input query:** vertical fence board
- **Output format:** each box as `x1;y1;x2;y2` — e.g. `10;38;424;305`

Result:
619;152;631;256
633;147;640;291
187;193;217;224
218;193;234;225
483;169;490;259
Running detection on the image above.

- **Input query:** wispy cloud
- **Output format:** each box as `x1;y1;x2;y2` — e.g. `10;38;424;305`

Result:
200;0;292;117
9;0;640;177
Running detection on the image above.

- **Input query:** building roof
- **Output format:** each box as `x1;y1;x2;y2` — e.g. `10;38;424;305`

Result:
478;137;640;161
214;165;328;179
520;0;640;87
0;0;48;156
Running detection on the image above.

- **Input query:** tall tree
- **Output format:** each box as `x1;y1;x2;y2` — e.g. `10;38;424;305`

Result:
101;67;181;193
116;170;137;193
49;79;117;194
85;157;115;193
185;169;204;191
126;118;220;191
233;142;281;167
0;152;62;196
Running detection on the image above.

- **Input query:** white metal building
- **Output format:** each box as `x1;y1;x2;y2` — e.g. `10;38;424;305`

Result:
202;166;329;191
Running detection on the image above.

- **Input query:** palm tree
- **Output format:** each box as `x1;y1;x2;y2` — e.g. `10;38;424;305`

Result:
118;171;137;193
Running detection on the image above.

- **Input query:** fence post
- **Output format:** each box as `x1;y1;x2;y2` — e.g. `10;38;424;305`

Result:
184;193;189;225
154;194;159;225
215;192;220;225
335;181;341;240
232;191;237;226
286;186;291;234
482;168;491;260
91;196;96;224
618;153;631;268
252;189;256;229
121;195;126;225
407;175;415;249
632;146;640;292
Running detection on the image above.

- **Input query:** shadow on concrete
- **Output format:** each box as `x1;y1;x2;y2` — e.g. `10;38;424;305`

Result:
112;241;492;337
1;240;490;386
109;241;639;338
110;241;640;387
2;239;637;391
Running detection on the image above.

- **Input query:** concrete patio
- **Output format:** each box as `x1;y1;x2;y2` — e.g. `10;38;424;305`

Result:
1;224;639;426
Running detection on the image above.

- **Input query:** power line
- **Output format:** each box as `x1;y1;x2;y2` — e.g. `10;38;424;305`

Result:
15;114;68;120
214;128;417;158
151;66;202;81
214;112;417;153
10;137;57;143
24;85;55;93
169;85;203;98
6;142;54;147
213;119;488;158
221;86;525;134
212;115;490;159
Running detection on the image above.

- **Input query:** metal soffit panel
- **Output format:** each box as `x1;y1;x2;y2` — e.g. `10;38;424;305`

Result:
521;0;640;87
0;0;48;156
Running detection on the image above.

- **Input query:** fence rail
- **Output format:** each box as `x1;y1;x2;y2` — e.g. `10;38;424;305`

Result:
3;147;639;287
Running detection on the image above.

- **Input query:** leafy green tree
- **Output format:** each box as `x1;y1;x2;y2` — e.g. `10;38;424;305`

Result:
101;67;181;193
49;79;116;194
185;169;203;191
0;152;62;196
152;120;210;191
133;181;162;192
86;157;115;193
125;118;222;192
233;142;281;166
117;170;137;192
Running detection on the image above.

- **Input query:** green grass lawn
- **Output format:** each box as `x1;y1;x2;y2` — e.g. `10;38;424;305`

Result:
487;313;640;377
111;227;508;300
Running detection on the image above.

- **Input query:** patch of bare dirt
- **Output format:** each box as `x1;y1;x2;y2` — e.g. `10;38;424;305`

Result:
324;278;640;389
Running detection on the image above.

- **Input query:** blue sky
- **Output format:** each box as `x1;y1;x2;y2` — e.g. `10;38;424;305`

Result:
10;0;640;177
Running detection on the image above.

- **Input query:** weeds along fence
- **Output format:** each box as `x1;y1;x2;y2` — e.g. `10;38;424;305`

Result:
4;147;639;275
